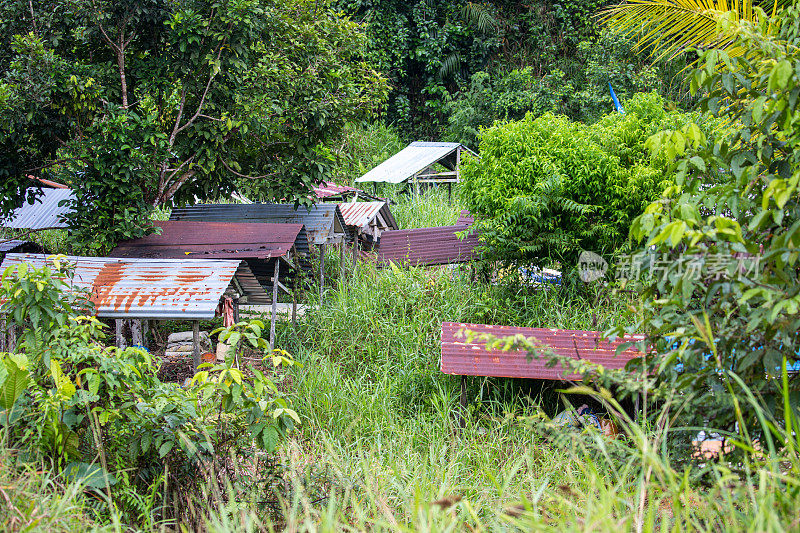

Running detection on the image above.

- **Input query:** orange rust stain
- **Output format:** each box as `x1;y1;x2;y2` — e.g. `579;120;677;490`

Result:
92;262;125;312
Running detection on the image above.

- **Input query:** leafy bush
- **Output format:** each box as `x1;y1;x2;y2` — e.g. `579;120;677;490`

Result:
614;9;800;436
459;92;700;269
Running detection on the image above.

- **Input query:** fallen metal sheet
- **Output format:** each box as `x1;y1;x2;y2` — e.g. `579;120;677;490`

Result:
169;203;347;248
110;221;302;260
440;322;645;380
1;188;75;230
313;181;362;200
355;142;472;184
456;210;474;226
368;225;479;266
338;201;398;236
0;253;258;320
0;240;48;255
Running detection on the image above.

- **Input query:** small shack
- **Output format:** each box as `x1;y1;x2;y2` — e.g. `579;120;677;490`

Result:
110;221;307;344
338;201;397;248
1;188;75;230
0;253;264;366
169;203;351;297
354;142;477;196
440;321;644;425
367;225;479;267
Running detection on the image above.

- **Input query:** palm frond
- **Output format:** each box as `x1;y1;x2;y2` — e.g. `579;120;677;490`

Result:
599;0;788;61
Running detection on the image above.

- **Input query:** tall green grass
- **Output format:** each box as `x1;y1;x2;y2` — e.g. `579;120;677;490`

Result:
388;187;464;229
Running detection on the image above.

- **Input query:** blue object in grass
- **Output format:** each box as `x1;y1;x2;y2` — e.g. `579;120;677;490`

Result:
609;82;625;114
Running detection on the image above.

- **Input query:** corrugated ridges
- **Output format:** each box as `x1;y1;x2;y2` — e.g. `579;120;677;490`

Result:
338;201;398;232
0;240;47;255
169;203;347;247
456;210;474;226
110;221;301;260
370;225;479;266
355;142;464;184
313;181;362;199
0;253;250;320
441;322;644;380
1;188;75;230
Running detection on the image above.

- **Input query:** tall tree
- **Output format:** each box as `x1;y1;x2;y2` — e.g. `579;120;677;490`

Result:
0;0;387;252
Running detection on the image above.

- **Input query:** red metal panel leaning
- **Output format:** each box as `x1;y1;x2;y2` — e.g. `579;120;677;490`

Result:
371;225;479;266
440;322;645;380
110;221;303;260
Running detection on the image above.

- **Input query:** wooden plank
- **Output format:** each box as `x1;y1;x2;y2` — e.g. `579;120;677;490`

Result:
270;259;280;350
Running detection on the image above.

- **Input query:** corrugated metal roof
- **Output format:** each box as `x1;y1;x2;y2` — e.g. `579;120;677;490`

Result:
355;142;467;184
0;253;259;320
456;210;474;226
0;240;47;255
29;176;69;189
169;203;348;247
441;322;645;380
110;221;302;260
1;188;75;230
338;202;398;234
368;225;479;266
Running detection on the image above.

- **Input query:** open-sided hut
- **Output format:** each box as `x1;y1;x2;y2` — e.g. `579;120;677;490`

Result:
0;253;264;366
169;203;351;297
338;201;397;248
110;221;308;345
354;142;476;196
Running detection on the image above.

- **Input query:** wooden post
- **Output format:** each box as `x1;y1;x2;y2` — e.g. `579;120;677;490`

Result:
192;320;200;371
7;324;16;353
131;320;143;347
456;146;461;183
319;243;326;303
233;298;240;324
142;320;150;351
459;375;468;429
0;318;6;353
352;238;359;271
115;319;126;349
447;182;452;204
339;240;346;280
270;260;281;350
292;254;300;328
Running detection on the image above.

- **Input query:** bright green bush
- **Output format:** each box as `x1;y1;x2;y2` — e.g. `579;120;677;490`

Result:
460;92;699;268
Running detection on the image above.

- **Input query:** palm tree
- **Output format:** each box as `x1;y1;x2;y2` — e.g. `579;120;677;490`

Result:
599;0;788;61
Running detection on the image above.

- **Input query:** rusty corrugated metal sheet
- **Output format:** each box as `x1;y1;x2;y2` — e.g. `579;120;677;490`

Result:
313;181;363;199
369;225;479;266
456;210;474;226
441;322;644;380
29;176;69;189
355;142;472;184
169;203;348;247
0;240;47;255
1;188;75;230
338;202;398;233
0;253;258;320
110;221;302;260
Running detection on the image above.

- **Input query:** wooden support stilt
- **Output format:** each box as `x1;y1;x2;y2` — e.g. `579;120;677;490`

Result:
0;318;6;353
292;254;300;328
115;319;125;349
319;243;326;303
352;237;359;271
131;320;143;347
270;259;281;350
339;240;345;280
233;298;240;324
192;320;200;371
7;324;16;353
142;320;150;351
459;375;468;429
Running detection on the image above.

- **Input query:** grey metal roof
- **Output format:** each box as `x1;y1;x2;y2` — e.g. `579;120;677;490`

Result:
0;240;47;254
0;253;263;320
1;188;75;230
169;203;349;247
355;142;470;184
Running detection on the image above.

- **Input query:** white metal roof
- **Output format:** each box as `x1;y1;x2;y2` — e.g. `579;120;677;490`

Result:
355;142;467;184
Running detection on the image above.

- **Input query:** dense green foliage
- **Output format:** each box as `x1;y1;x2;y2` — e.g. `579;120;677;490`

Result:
0;0;386;252
460;92;699;268
615;9;800;434
336;0;691;141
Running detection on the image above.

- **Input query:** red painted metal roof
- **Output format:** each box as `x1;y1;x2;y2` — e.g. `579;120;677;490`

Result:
456;210;474;226
369;226;479;266
441;322;644;380
313;181;363;199
110;221;302;260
